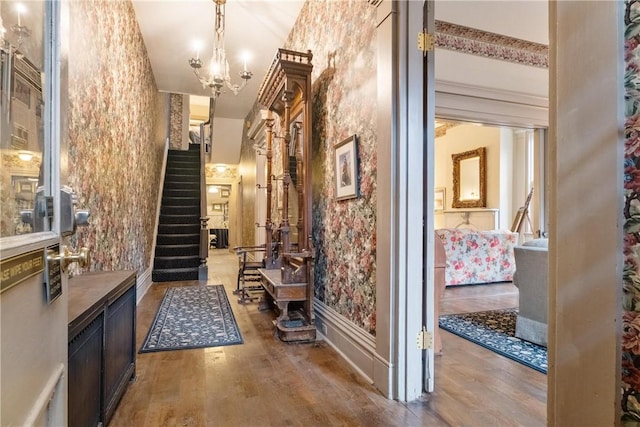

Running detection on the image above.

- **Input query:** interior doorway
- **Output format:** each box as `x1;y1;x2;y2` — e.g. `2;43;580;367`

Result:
433;119;547;240
415;0;550;398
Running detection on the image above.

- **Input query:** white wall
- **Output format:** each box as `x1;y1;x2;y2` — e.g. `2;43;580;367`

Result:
434;123;501;210
549;2;622;424
499;128;515;229
435;0;548;45
434;123;537;231
210;117;245;164
435;1;548;101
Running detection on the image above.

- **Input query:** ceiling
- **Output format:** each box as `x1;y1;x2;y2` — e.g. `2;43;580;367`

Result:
132;0;304;121
131;1;548;165
132;0;304;166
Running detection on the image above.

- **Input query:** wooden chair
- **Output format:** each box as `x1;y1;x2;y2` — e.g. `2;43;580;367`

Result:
233;245;266;304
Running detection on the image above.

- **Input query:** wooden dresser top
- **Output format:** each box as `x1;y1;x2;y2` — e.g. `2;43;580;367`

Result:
68;270;136;329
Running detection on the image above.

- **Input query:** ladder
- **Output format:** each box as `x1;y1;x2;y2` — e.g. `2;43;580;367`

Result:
511;187;534;233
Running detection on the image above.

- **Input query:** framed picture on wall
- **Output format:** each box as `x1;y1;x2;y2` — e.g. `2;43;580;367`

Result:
221;189;230;198
334;135;359;201
212;203;223;211
434;187;445;212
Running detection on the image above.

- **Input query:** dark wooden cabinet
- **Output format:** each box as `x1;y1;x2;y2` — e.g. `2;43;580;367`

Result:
68;270;136;427
68;313;103;427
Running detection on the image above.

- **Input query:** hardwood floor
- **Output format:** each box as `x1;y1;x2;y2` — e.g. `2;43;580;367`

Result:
109;250;546;427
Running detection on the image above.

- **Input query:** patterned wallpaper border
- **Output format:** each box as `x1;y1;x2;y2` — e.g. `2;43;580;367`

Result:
205;165;238;180
435;21;549;69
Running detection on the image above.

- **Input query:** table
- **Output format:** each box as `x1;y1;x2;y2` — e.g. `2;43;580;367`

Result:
210;228;229;248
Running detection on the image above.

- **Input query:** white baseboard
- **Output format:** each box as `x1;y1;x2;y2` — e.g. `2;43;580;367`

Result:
313;299;379;386
136;266;153;304
137;138;168;306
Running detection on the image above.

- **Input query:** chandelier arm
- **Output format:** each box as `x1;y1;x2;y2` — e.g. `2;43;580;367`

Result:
225;78;247;95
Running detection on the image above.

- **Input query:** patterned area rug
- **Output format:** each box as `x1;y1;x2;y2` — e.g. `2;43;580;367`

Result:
140;285;243;353
439;308;547;374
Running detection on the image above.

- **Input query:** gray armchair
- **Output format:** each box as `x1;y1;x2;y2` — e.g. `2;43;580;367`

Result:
512;238;548;347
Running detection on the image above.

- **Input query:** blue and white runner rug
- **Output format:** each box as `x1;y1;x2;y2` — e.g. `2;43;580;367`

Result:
439;308;547;374
140;285;243;353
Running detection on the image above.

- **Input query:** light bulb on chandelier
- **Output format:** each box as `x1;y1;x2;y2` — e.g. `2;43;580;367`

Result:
188;0;252;99
1;3;32;53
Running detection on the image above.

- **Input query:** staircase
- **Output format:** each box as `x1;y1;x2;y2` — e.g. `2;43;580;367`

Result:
152;145;202;282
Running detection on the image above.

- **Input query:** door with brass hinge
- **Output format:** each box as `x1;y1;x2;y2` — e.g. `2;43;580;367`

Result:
421;0;437;394
0;2;90;424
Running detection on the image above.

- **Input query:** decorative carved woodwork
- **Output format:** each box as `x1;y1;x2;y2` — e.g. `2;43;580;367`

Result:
257;48;315;342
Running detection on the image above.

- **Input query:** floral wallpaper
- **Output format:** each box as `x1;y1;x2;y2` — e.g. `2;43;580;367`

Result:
169;93;183;149
284;0;378;334
624;0;640;422
67;0;168;275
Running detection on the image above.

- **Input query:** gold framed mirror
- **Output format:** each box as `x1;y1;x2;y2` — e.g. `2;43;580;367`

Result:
452;147;486;208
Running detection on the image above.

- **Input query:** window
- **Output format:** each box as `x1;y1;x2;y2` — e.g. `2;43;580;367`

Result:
1;1;47;238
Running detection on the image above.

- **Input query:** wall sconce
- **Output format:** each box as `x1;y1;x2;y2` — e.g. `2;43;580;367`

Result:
208;185;219;194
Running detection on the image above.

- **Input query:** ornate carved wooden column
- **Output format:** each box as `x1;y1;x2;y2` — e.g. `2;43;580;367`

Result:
280;89;293;253
293;121;304;250
264;114;278;267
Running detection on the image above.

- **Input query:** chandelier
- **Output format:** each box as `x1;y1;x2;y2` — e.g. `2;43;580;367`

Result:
188;0;252;99
1;3;32;53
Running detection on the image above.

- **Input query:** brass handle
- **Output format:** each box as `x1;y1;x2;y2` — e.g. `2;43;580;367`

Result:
47;245;90;272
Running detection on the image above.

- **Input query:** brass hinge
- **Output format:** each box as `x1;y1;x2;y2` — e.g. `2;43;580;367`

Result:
417;326;433;350
417;31;435;53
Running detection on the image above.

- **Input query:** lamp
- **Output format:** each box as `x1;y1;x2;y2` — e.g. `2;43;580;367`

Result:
0;3;31;52
18;151;32;161
215;164;227;173
189;0;252;99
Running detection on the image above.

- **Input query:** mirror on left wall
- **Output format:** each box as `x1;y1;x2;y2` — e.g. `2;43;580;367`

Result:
1;1;46;237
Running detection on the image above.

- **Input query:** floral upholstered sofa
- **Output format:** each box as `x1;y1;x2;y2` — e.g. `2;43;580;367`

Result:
435;228;518;286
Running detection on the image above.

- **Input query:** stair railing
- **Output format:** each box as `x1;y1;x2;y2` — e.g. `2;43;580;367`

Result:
198;103;213;280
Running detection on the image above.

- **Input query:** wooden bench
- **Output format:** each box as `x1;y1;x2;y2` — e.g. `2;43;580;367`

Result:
258;268;315;342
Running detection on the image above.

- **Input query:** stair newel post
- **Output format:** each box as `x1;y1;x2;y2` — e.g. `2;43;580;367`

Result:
198;130;209;280
281;89;293;253
265;113;275;263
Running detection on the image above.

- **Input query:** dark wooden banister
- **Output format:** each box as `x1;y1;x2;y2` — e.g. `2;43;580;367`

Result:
198;98;215;280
